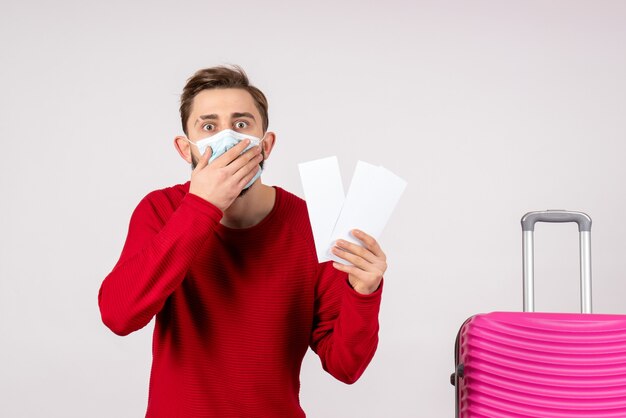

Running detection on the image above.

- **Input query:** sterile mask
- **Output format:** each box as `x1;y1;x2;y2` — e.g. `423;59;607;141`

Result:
185;129;265;189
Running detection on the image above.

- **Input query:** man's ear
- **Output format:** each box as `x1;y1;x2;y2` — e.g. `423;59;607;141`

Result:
174;136;193;164
261;132;276;160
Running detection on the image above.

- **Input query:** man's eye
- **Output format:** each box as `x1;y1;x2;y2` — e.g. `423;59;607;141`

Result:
202;124;215;131
234;121;248;129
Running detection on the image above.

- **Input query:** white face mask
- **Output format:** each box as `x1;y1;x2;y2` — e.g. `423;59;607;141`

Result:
186;129;266;189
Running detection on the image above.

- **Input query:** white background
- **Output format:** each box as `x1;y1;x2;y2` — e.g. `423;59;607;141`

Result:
2;1;626;417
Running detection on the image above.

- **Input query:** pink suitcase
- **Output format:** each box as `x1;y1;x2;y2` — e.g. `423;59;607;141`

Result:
451;211;626;417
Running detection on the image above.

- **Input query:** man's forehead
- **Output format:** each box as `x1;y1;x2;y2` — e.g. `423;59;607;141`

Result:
195;112;256;125
190;88;258;119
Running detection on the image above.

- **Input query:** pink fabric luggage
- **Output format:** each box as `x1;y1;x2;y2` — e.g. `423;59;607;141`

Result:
451;211;626;417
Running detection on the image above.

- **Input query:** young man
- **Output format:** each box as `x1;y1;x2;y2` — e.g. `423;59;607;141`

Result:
98;66;386;417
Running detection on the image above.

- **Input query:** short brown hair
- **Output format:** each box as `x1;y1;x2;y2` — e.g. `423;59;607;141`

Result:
179;65;269;135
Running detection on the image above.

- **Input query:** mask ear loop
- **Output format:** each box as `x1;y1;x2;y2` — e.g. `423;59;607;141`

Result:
257;132;268;164
184;137;199;148
183;137;212;161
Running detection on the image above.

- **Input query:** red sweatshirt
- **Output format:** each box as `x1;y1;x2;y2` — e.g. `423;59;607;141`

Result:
98;183;382;417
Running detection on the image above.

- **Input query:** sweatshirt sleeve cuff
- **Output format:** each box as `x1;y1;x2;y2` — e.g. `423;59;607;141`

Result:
340;278;383;330
182;192;223;222
344;278;383;311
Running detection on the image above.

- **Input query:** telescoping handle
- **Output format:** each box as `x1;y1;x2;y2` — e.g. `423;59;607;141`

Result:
521;210;592;314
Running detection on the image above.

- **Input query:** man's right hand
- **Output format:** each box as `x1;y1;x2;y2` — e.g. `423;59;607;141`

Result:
189;139;263;212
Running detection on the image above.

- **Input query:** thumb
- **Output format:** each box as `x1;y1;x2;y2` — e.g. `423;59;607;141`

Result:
195;146;213;170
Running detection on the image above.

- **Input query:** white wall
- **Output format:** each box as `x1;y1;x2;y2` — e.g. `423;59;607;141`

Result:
2;1;626;416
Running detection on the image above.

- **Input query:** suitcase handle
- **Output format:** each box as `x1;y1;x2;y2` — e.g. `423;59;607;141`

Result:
521;210;592;314
522;210;592;232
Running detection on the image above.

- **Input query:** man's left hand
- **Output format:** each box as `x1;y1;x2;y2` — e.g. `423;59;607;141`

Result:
331;229;387;295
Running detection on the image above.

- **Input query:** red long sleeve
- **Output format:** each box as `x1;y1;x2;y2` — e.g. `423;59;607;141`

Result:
310;261;382;384
99;189;223;336
98;183;382;417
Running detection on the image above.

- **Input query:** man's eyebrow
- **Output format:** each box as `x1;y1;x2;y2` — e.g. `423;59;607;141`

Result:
232;112;255;120
194;112;255;126
194;114;218;126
